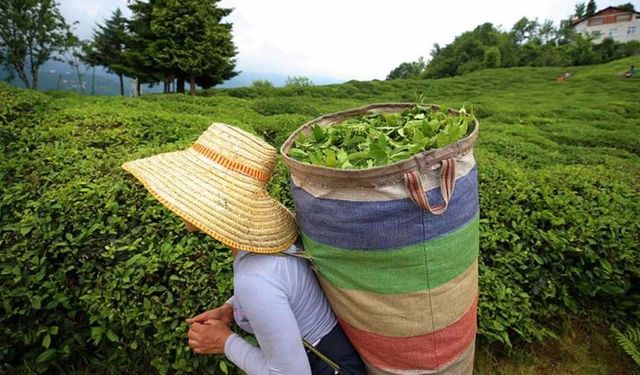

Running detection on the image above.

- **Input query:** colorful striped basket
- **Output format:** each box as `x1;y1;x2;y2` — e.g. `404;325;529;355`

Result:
281;103;479;375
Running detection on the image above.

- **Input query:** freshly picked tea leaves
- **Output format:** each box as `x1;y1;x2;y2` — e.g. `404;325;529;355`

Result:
288;105;475;169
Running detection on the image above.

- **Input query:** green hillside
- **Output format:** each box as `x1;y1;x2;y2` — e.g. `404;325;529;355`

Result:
1;57;639;374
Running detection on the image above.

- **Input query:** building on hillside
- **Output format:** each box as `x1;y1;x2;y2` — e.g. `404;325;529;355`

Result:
572;6;640;43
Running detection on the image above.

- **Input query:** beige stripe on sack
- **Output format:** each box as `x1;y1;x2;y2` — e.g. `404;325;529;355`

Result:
320;261;478;337
292;152;475;201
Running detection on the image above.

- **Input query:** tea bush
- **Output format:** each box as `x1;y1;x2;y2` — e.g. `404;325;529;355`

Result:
477;153;640;345
1;56;639;373
1;87;241;373
252;97;320;116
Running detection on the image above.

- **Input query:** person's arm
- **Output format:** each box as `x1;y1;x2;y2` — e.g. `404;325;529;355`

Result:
224;273;311;375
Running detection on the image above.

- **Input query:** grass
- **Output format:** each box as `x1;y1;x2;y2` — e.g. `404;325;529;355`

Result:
476;318;639;375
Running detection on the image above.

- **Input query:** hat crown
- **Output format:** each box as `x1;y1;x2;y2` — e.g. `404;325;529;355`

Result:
193;123;277;183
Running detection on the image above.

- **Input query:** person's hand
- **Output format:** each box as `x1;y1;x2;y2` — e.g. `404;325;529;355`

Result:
186;304;233;326
188;320;233;355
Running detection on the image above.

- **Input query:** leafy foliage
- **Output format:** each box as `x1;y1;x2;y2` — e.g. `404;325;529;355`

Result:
0;0;76;89
81;8;129;95
252;97;320;117
397;15;640;80
0;83;243;374
288;105;474;169
82;0;238;95
386;57;426;80
575;2;587;18
149;0;238;94
616;2;636;12
285;76;314;87
611;324;640;366
251;79;274;90
586;0;597;17
1;56;639;373
483;47;501;69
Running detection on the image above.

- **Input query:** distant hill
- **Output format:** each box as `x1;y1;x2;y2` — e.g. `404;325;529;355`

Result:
1;60;343;95
1;61;158;95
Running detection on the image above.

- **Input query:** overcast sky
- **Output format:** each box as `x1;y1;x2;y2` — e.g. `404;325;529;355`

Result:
60;0;638;81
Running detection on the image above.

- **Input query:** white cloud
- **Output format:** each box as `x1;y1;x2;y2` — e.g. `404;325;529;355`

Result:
60;0;129;39
220;0;635;80
60;0;638;81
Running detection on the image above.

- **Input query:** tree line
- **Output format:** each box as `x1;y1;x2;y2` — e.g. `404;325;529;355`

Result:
0;0;238;95
387;1;639;80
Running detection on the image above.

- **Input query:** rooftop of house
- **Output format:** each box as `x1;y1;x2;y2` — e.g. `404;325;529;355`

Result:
571;6;640;26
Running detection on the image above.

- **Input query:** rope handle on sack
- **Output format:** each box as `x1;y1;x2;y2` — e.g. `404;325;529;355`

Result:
403;157;456;215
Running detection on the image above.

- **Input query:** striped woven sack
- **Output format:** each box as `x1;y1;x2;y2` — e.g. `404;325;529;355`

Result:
281;103;480;375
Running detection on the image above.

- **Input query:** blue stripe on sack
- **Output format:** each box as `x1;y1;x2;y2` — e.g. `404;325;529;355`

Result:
292;167;478;250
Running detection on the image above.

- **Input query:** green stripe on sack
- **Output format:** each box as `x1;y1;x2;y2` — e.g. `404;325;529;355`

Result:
302;214;479;294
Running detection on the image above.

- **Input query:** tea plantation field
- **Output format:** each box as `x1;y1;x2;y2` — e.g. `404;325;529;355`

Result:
1;56;639;374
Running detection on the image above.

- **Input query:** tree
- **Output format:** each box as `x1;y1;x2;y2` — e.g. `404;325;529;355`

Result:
564;33;597;65
83;8;129;96
150;0;238;95
424;23;503;78
250;79;274;94
557;19;576;45
125;0;163;95
483;47;501;68
574;2;587;18
617;3;635;11
79;40;99;95
586;0;597;17
387;57;426;80
511;17;540;45
252;80;274;89
595;37;620;61
285;76;314;87
539;20;557;45
0;0;75;89
66;38;87;93
136;0;176;93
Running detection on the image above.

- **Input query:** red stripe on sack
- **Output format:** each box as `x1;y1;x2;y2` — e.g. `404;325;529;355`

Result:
415;174;430;209
410;171;430;211
442;159;450;201
339;297;477;371
405;172;418;207
192;143;269;183
410;174;423;207
429;166;446;214
445;159;456;201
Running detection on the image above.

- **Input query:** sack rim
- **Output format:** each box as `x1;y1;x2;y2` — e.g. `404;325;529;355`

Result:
279;103;479;188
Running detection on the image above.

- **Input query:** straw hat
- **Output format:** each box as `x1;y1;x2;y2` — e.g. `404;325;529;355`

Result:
122;123;298;253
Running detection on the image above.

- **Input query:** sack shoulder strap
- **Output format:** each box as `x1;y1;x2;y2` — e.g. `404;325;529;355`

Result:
303;339;341;374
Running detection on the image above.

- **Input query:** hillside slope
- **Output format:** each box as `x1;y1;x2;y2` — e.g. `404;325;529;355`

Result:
1;57;639;374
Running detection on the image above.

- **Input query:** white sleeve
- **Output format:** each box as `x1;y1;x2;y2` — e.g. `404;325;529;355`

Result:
223;272;311;375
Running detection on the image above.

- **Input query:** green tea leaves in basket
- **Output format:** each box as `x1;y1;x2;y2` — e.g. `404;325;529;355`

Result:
288;105;475;169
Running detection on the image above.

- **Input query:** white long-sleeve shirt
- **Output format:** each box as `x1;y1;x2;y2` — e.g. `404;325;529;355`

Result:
223;243;337;375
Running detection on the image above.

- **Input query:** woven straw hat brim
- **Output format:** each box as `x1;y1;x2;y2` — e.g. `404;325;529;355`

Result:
122;148;298;253
200;125;277;174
